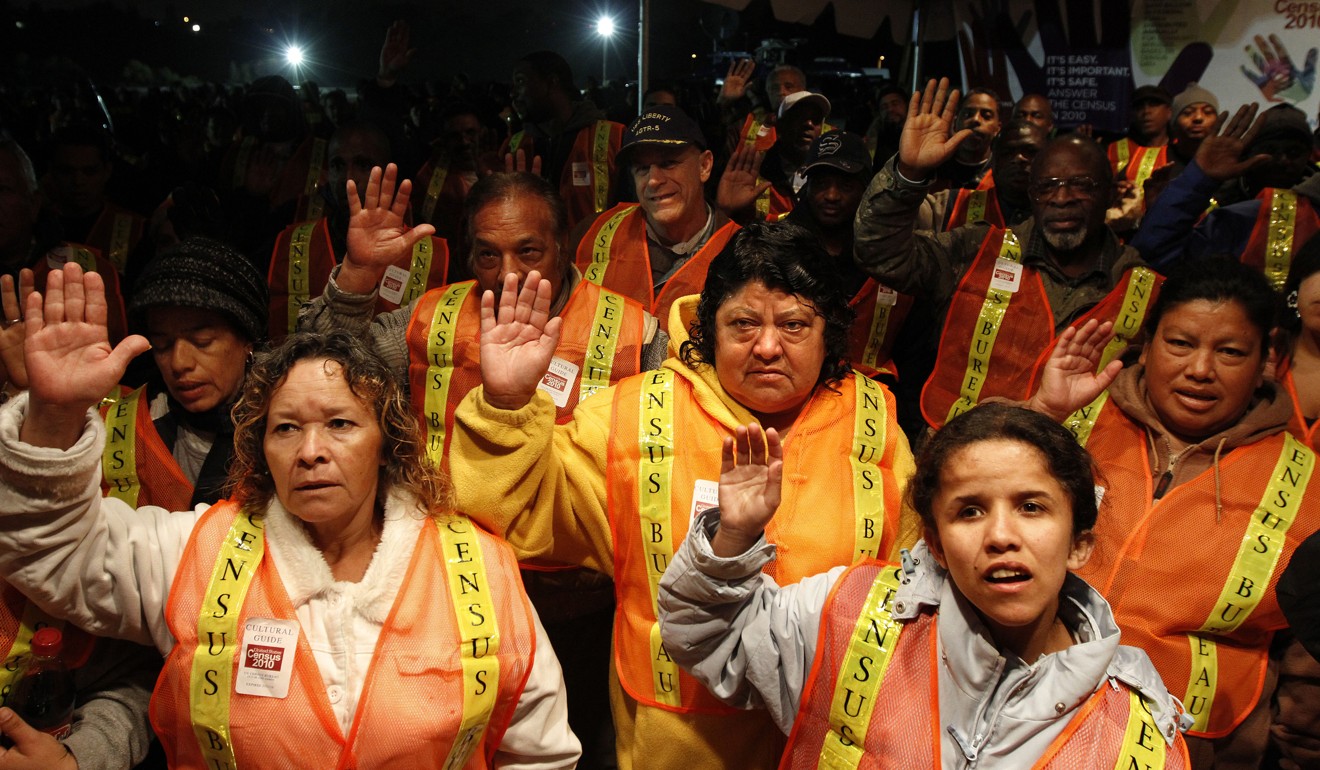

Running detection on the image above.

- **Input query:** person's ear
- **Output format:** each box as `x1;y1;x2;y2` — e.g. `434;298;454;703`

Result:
924;525;948;569
699;150;714;183
1066;529;1095;571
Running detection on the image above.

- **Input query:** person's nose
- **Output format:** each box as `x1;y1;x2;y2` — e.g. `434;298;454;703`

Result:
296;426;328;466
168;341;197;374
752;326;783;359
984;509;1021;553
1185;347;1215;380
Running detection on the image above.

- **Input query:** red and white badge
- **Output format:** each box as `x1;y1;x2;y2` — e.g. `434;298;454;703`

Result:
235;618;299;698
989;259;1023;293
377;264;411;306
571;162;591;186
689;479;720;526
537;357;580;408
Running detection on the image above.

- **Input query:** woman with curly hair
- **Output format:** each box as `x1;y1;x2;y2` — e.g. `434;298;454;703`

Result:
0;263;579;769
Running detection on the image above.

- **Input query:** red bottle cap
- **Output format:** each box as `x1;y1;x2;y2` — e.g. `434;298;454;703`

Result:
30;627;63;658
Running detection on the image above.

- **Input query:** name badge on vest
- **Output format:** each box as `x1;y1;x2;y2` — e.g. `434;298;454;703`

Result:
989;259;1023;293
538;357;580;408
689;479;719;526
875;285;898;306
235;618;299;699
378;264;411;306
571;162;591;186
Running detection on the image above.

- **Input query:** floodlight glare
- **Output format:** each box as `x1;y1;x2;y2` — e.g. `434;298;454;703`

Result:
286;45;304;66
192;23;201;32
596;16;614;37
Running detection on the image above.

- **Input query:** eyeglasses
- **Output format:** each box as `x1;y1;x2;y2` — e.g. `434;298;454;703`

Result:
1028;176;1105;201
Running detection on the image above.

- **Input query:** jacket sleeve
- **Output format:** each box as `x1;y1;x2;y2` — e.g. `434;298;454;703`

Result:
0;394;200;654
1128;162;1221;270
657;511;845;735
448;387;616;576
492;612;582;770
297;265;414;386
853;156;988;307
64;638;162;770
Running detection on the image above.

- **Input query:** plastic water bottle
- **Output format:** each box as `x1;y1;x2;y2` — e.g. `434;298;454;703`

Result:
7;627;75;740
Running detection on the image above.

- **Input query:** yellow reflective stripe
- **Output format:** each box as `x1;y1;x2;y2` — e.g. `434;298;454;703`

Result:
1200;433;1312;635
1183;634;1219;732
637;369;679;707
509;132;525;155
1065;268;1158;446
1113;689;1168;770
403;238;435;307
423;283;474;466
584;206;636;286
70;246;98;273
0;602;66;707
102;385;144;507
965;189;987;225
851;374;886;560
945;231;1022;424
579;289;624;402
1132;147;1161;189
285;221;317;335
422;161;451;223
859;301;892;370
818;566;903;768
1115;139;1131;171
592;122;611;214
742;117;763;145
108;213;132;272
304;138;326;197
755;183;770;220
190;510;265;770
434;514;501;768
1264;189;1298;292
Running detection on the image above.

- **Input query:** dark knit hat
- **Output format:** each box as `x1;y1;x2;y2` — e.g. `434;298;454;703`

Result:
130;237;269;342
1252;104;1313;147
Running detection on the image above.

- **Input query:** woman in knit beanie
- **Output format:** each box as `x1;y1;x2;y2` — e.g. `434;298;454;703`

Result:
109;236;268;508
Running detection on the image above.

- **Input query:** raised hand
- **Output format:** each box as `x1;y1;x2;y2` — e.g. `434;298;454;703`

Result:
897;78;972;181
341;164;435;293
1241;34;1317;103
478;270;562;410
0;270;35;389
711;424;783;557
21;263;150;449
0;708;78;770
1026;319;1123;422
1195;103;1269;182
715;141;770;221
378;20;414;85
718;59;756;104
502;149;543;176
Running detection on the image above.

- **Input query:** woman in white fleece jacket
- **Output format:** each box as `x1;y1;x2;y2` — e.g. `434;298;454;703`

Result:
0;263;579;769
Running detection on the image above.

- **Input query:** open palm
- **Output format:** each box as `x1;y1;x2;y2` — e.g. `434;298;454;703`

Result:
478;271;562;410
898;78;972;178
711;424;783;556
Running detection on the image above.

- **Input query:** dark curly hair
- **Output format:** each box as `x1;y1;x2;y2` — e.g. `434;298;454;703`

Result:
679;221;854;389
906;403;1100;537
227;331;450;515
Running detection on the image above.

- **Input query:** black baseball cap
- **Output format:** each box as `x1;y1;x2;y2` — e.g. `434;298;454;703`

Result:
1130;85;1171;107
619;105;706;162
801;131;871;176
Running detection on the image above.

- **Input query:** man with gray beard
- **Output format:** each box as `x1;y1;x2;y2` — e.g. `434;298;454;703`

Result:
854;79;1150;431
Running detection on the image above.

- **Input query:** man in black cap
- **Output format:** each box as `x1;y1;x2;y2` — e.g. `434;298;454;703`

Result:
569;104;735;323
1107;84;1172;192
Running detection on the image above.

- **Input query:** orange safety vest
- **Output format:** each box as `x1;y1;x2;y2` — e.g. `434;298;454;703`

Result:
267;219;336;343
609;369;906;713
406;279;645;464
847;280;914;380
152;501;536;769
1076;401;1320;738
650;222;739;326
782;561;1190;769
920;228;1162;430
82;203;146;275
944;170;1003;230
502;121;623;229
756;182;795;222
1239;188;1320;292
0;581;96;709
1108;138;1169;189
739;112;777;152
98;385;194;512
31;243;128;345
372;236;450;316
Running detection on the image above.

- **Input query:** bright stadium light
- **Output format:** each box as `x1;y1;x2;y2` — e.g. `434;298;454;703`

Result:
595;16;614;83
595;16;615;37
285;45;304;67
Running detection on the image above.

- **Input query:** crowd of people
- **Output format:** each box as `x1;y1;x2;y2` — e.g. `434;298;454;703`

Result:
0;19;1316;770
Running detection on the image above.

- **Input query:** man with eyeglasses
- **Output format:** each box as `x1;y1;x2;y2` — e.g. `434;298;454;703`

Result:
855;78;1157;432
